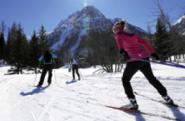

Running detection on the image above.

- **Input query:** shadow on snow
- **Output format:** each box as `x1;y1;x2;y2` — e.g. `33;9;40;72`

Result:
20;85;49;96
65;80;78;84
166;106;185;121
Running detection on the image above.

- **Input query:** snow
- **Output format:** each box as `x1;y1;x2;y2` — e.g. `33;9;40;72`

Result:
183;32;185;35
0;63;185;121
51;26;73;50
70;29;87;53
175;15;185;25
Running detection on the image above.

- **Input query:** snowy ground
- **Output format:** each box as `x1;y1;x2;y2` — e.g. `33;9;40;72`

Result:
0;63;185;121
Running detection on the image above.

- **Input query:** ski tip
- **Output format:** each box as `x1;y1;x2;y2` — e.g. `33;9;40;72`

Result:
105;105;140;113
164;102;179;108
171;104;179;107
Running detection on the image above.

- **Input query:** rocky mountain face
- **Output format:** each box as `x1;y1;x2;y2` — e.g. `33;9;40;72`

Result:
47;6;149;64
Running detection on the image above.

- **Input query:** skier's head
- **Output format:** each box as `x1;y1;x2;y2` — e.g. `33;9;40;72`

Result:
112;20;125;34
45;49;51;55
46;50;49;53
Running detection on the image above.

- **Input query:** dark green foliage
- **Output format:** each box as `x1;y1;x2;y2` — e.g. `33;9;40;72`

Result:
38;25;49;54
169;28;185;55
6;23;29;74
87;30;118;65
28;31;40;72
154;18;172;61
77;29;121;72
0;32;6;60
0;23;58;73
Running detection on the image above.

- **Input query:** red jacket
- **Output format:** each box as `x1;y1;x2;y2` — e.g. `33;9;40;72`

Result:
114;31;154;62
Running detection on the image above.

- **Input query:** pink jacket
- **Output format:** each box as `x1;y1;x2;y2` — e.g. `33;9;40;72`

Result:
114;31;154;62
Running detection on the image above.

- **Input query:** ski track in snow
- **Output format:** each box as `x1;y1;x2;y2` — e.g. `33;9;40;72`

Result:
0;65;185;121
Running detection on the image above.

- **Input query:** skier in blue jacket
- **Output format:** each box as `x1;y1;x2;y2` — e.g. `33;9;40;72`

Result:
37;50;55;87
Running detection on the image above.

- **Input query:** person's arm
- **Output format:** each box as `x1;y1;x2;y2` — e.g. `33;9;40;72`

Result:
51;54;56;64
38;55;44;68
115;35;130;60
38;56;43;62
114;35;123;50
136;36;154;54
120;49;130;60
136;36;159;59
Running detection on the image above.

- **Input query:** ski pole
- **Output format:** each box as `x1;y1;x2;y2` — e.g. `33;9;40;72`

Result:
79;69;83;80
139;59;185;69
151;60;185;69
32;67;38;86
54;69;57;85
34;70;37;82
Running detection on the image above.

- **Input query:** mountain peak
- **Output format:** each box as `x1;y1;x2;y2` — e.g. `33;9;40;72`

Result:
82;5;98;11
80;5;105;18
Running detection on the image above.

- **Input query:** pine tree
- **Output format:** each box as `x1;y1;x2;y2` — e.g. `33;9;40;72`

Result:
18;26;29;67
169;28;185;62
38;25;48;55
153;1;174;61
6;23;29;74
0;32;6;60
154;17;172;61
13;24;29;74
6;23;18;64
29;31;40;73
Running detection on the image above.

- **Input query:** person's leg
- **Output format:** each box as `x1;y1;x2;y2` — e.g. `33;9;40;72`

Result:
140;61;174;104
139;61;167;97
72;65;75;80
48;67;53;85
38;68;47;87
122;62;140;109
122;62;139;99
75;65;80;80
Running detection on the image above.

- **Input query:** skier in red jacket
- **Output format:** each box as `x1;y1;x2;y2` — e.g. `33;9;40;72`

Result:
112;20;174;110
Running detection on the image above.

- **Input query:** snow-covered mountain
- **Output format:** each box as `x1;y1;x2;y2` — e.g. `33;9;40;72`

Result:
174;14;185;35
48;6;111;49
47;6;148;59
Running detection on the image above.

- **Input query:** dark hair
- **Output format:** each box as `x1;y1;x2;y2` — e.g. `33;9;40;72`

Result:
116;20;125;27
120;21;125;26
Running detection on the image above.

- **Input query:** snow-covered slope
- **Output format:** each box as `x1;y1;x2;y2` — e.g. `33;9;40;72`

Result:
0;63;185;121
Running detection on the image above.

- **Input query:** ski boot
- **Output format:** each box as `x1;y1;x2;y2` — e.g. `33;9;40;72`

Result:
123;98;139;111
163;95;177;107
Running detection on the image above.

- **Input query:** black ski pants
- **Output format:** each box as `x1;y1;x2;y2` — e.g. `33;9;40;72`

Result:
122;58;167;99
72;64;80;80
38;64;53;86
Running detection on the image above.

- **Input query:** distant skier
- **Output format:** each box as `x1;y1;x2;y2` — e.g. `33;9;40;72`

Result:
112;20;175;110
70;57;80;80
37;50;55;87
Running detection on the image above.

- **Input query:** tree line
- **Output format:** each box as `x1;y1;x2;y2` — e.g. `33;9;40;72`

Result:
0;22;49;74
153;6;185;62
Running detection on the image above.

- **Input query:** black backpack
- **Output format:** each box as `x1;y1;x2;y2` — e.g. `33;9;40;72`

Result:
44;52;52;64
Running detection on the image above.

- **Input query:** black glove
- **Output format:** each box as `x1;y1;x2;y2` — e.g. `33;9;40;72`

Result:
120;49;130;60
151;53;159;60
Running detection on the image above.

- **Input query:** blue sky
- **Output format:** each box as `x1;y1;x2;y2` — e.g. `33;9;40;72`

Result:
0;0;185;37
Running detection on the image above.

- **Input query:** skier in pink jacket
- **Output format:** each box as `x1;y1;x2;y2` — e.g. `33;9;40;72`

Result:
112;20;175;110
